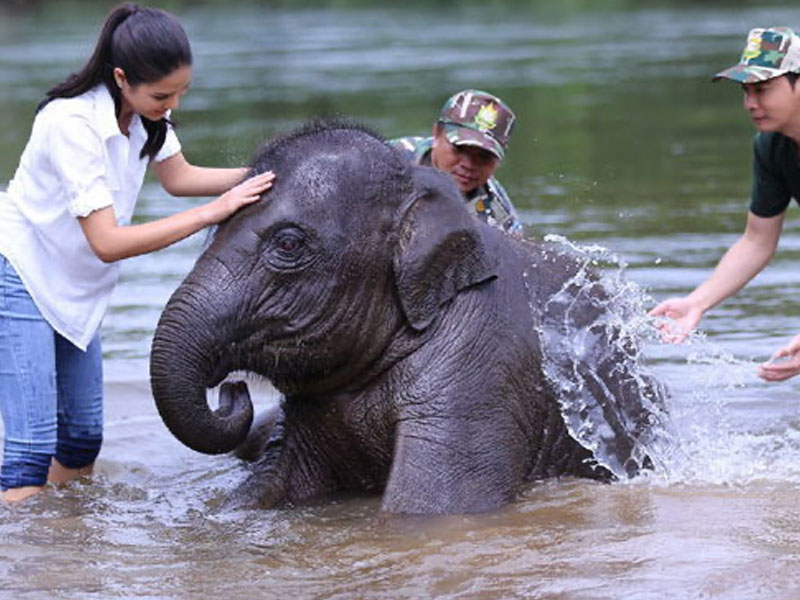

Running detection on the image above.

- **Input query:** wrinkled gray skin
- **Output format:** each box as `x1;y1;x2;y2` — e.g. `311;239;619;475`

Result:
150;121;665;515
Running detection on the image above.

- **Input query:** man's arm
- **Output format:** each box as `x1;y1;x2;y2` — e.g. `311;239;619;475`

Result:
649;210;784;342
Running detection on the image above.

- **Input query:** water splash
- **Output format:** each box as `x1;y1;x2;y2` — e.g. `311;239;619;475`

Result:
529;236;800;488
656;330;800;486
529;234;681;480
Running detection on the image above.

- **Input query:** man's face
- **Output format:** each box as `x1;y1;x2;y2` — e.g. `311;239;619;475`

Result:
430;126;500;194
741;74;800;135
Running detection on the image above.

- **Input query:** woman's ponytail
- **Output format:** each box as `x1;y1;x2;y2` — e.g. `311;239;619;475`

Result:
38;3;192;161
37;3;138;113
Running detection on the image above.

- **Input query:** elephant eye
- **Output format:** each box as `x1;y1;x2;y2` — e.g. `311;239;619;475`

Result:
266;227;312;270
278;234;300;253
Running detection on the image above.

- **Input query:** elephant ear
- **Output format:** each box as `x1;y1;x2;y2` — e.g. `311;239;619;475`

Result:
393;166;499;331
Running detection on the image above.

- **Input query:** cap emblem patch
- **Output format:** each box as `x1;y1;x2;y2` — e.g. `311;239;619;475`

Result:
474;103;498;132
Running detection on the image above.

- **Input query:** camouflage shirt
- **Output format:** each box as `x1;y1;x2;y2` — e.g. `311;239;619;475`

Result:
388;136;523;237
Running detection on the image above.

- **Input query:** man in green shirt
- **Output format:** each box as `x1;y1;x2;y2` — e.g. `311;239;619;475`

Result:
390;89;523;238
649;26;800;381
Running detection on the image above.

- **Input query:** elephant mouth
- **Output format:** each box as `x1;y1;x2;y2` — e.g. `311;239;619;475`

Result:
209;370;279;418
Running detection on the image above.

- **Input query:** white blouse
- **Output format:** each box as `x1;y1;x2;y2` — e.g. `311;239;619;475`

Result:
0;84;181;350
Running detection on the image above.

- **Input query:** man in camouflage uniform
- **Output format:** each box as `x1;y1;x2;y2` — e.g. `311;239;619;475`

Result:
650;27;800;381
389;89;523;238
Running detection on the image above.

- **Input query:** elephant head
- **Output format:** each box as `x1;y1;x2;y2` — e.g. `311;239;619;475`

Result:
150;121;498;455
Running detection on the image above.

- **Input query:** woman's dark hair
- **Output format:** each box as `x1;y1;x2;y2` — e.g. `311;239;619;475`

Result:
38;3;192;160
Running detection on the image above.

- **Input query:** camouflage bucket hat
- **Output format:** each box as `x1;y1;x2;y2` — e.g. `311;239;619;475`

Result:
438;89;515;160
713;27;800;83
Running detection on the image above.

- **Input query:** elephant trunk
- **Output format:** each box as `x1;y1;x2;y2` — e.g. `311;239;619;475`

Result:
149;279;253;455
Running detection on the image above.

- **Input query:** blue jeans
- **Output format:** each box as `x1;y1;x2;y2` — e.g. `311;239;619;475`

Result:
0;255;103;490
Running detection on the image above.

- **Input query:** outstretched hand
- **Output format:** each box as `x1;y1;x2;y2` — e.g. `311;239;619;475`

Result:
758;333;800;382
206;171;275;224
648;297;704;344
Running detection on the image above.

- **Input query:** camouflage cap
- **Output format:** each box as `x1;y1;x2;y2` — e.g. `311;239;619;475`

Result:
713;27;800;83
438;89;515;160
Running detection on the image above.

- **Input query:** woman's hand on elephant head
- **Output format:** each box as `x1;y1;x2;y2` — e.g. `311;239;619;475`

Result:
203;171;276;225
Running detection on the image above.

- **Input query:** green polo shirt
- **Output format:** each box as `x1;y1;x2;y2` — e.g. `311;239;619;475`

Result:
750;132;800;217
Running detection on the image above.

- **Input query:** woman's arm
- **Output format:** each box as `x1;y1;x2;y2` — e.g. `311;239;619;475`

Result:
79;171;274;263
153;152;250;197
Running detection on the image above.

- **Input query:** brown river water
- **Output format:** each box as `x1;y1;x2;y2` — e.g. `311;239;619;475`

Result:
3;1;800;598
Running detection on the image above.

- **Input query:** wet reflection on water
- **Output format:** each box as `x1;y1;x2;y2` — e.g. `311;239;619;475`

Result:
3;1;800;598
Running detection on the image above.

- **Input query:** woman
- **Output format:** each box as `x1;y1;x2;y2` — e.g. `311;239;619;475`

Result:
0;3;274;502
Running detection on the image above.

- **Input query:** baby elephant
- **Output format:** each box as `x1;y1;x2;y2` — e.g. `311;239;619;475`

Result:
150;121;668;514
